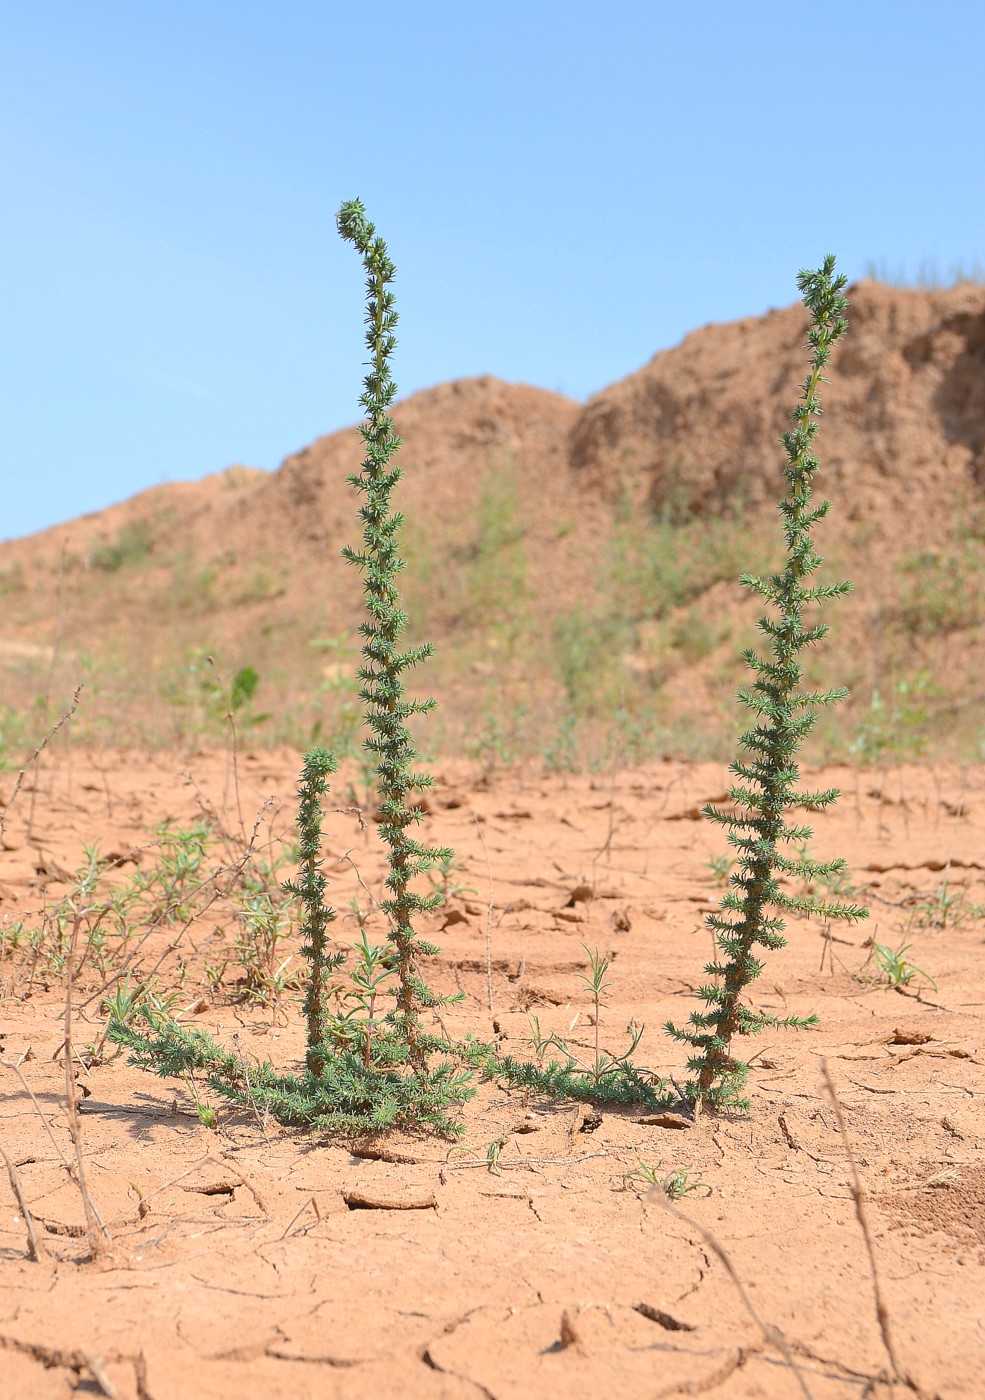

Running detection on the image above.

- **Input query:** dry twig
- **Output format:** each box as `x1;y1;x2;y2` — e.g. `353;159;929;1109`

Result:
0;685;82;850
0;1132;47;1261
474;814;495;1015
278;1194;321;1240
63;923;109;1254
820;1059;917;1393
647;1185;816;1400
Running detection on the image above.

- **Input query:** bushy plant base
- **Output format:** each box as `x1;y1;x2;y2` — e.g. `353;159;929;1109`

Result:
111;1005;474;1136
483;1052;675;1113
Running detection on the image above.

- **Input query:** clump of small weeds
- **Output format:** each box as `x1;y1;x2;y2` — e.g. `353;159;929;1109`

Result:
428;851;478;903
464;706;525;774
849;674;937;763
88;976;180;1062
909;881;985;932
162;650;269;740
897;545;985;637
138;821;213;922
462;462;532;654
482;946;672;1111
323;930;396;1068
90;521;154;572
231;889;300;1019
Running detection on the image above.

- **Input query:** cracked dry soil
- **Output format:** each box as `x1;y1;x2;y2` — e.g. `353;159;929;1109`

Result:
1;752;983;1399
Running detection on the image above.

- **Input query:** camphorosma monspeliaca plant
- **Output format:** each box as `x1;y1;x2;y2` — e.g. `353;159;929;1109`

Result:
665;257;868;1111
108;203;476;1137
336;198;462;1072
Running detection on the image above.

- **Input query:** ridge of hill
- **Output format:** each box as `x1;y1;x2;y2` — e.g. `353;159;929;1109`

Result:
572;278;985;534
2;282;984;764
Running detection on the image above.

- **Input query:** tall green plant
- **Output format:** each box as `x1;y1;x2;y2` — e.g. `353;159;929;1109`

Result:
109;201;475;1136
665;257;868;1110
336;198;455;1069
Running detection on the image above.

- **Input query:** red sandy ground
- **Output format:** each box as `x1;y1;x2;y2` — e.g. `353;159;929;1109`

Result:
1;752;983;1399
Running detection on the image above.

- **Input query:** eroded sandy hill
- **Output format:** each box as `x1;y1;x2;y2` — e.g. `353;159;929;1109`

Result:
1;282;983;757
571;279;985;534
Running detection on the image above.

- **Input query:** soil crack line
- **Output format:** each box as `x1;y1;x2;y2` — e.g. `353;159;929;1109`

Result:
420;1345;499;1400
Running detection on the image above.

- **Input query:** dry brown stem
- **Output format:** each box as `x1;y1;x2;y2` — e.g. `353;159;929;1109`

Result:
63;922;109;1255
278;1193;321;1240
206;654;247;842
647;1185;816;1400
215;1151;270;1216
2;1051;73;1169
0;1131;47;1261
474;814;495;1015
0;684;82;850
820;1059;919;1393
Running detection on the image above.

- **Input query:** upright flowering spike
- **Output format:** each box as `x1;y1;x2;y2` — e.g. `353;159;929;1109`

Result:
336;199;458;1071
665;257;868;1110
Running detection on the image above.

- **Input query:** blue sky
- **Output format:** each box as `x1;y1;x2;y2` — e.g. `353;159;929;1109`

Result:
3;1;984;541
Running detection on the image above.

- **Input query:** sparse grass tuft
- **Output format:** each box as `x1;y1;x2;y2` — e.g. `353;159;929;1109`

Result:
90;522;154;572
863;257;985;290
623;1158;712;1199
897;546;985;637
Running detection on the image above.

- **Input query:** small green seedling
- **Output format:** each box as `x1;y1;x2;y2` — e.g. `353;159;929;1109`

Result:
232;890;299;1018
662;1167;712;1201
185;1070;218;1129
90;976;177;1061
193;1099;218;1130
485;1136;507;1174
329;931;395;1067
428;851;478;901
705;853;734;886
871;940;937;991
578;943;613;1081
346;896;373;933
623;1157;712;1199
528;1013;551;1063
911;882;984;931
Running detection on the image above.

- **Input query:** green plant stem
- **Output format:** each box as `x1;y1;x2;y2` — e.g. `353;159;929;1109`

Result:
283;748;341;1076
